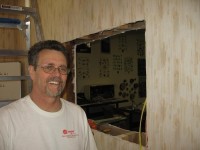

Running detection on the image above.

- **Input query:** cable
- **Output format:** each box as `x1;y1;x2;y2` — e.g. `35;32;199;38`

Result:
139;99;147;150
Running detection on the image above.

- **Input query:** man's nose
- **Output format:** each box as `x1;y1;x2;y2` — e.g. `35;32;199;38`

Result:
52;68;62;76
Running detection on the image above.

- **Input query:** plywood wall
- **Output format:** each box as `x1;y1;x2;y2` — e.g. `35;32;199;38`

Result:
1;0;200;149
145;0;200;149
36;0;200;149
36;0;144;43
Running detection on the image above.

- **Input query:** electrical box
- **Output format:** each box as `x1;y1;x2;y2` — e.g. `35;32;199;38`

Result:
84;84;114;100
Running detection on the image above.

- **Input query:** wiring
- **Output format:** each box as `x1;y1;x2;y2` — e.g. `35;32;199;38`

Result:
139;99;147;150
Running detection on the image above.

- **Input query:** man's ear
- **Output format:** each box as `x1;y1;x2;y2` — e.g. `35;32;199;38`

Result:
28;65;35;80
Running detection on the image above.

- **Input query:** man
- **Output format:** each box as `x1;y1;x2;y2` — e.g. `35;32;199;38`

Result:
0;40;98;150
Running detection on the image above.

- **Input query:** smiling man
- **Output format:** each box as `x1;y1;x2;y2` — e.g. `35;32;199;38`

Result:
0;40;97;150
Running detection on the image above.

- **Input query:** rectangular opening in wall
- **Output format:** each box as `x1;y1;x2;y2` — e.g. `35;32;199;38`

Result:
65;21;146;132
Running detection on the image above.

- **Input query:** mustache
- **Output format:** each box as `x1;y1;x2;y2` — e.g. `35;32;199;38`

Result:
47;77;63;83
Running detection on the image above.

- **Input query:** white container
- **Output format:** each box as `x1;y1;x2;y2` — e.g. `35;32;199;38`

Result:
0;62;21;101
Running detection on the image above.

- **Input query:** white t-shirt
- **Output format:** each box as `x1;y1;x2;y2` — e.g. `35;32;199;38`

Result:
0;95;97;150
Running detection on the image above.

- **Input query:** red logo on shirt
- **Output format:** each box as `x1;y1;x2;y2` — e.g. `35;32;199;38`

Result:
62;129;78;138
63;129;68;134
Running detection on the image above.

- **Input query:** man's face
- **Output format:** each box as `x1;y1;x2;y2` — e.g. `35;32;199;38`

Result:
29;49;68;97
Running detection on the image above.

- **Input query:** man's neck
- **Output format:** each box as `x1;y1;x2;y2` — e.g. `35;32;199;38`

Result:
29;92;62;112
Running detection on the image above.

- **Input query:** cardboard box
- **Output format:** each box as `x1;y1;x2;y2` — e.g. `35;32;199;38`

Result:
92;128;146;150
0;62;21;100
92;123;147;150
118;131;147;146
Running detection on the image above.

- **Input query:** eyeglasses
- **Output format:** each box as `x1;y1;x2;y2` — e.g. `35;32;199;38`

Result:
37;65;70;75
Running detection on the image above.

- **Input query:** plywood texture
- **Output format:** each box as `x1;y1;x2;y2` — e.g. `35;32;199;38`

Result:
37;0;199;149
92;129;145;150
36;0;144;42
144;0;200;149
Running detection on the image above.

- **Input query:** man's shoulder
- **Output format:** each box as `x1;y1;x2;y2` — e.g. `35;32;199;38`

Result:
0;96;29;115
61;99;84;112
61;99;79;107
